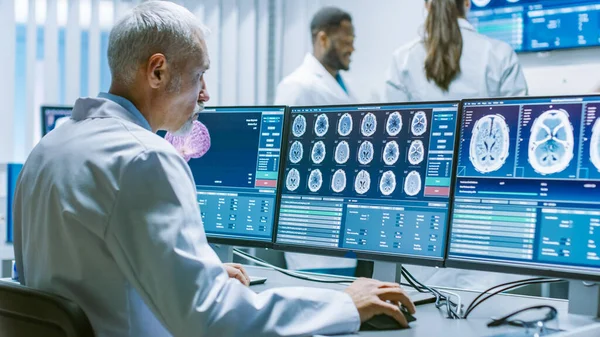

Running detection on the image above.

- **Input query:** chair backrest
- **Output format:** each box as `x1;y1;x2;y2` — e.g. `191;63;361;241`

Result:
0;280;95;337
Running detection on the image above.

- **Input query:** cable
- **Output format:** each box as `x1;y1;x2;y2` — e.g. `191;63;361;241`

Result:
233;248;353;284
465;277;550;316
401;267;461;319
487;305;557;328
464;278;563;319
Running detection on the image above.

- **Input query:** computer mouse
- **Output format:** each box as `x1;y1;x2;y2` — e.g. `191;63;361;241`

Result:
359;307;416;331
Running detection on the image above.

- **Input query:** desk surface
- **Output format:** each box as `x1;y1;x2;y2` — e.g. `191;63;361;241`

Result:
246;266;600;337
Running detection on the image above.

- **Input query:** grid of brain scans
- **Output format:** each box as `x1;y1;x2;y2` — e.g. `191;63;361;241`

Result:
277;102;459;260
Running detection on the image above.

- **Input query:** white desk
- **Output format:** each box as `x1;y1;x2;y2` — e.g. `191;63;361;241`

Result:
247;265;600;337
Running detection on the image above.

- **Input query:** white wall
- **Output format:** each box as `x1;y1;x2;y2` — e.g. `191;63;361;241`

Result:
278;0;600;101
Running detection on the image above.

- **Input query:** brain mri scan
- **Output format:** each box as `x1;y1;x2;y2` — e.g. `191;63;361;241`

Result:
591;118;600;172
383;141;400;166
308;169;323;192
404;170;422;196
165;120;212;162
379;171;397;196
469;114;510;174
361;112;377;137
358;141;375;165
338;113;353;136
335;141;350;164
314;114;329;137
408;140;425;165
354;170;371;195
292;115;307;137
386;111;403;137
528;109;575;175
311;141;326;164
411;111;428;136
331;169;347;193
289;141;304;164
286;169;301;192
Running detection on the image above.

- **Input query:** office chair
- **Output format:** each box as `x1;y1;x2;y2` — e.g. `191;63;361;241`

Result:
0;281;95;337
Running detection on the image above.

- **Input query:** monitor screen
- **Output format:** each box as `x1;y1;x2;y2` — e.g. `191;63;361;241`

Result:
469;0;600;52
448;95;600;279
41;106;73;136
165;106;286;246
275;102;459;264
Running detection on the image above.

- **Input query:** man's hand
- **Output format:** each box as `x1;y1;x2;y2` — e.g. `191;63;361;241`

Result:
344;278;416;328
224;263;250;286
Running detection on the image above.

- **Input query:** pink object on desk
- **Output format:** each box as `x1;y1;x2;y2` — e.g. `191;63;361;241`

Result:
165;120;211;162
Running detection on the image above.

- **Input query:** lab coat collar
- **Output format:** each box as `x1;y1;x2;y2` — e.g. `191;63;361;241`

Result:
71;93;153;132
302;53;351;99
458;18;476;32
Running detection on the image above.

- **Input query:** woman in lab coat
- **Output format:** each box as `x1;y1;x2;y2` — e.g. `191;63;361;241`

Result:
384;0;528;102
384;0;529;290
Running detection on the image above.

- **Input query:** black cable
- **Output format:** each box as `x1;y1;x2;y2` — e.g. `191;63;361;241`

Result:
464;277;549;315
401;267;461;319
233;248;353;284
487;305;557;328
464;278;563;318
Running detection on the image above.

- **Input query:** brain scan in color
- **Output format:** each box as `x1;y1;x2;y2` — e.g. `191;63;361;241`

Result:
411;111;427;136
288;141;304;164
361;113;377;137
386;111;403;137
308;169;323;192
383;141;400;166
528;109;575;175
469;114;510;174
331;169;347;193
335;141;350;164
379;170;397;196
338;113;353;136
354;170;371;195
314;114;329;137
311;141;326;164
286;169;300;191
358;141;375;165
404;170;422;196
408;140;425;165
292;115;306;137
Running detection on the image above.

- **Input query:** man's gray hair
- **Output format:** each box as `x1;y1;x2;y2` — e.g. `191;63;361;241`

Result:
108;1;209;85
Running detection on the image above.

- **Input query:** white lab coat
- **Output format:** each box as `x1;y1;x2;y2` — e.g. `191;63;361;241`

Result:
383;18;528;290
384;18;528;102
13;94;360;337
275;53;358;271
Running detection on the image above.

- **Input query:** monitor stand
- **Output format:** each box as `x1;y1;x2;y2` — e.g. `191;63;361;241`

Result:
210;244;233;263
568;280;600;318
372;261;403;283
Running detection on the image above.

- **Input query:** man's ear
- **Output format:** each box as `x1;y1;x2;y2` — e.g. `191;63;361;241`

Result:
317;30;330;49
147;53;168;89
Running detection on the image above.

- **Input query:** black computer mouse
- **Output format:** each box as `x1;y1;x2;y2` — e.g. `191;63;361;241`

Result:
360;307;416;331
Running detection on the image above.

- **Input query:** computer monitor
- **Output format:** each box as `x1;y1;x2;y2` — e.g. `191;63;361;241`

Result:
167;106;287;248
274;102;460;268
447;95;600;281
41;105;73;136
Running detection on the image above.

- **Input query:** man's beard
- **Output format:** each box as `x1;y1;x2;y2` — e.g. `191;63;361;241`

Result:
323;45;349;71
173;102;205;136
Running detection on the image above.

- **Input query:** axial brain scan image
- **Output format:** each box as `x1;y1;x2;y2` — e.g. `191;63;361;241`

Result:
286;168;300;192
288;141;304;164
165;120;212;162
292;115;306;137
331;169;347;193
404;170;422;196
469;114;510;174
358;141;375;165
592;118;600;172
354;169;371;195
361;112;377;137
308;169;323;192
311;141;326;164
528;109;575;175
408;140;425;165
314;114;329;137
338;113;353;136
335;141;350;164
379;170;397;196
383;141;400;166
386;111;403;137
411;111;427;136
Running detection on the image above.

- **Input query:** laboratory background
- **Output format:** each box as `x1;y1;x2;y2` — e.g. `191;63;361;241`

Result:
0;0;600;336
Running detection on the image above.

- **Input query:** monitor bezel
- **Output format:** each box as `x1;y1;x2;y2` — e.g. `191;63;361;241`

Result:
200;105;289;250
41;105;74;136
272;100;461;268
446;94;600;282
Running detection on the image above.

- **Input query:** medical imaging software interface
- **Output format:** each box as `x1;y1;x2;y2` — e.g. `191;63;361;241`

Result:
184;107;285;242
276;103;459;259
449;96;600;275
42;106;73;135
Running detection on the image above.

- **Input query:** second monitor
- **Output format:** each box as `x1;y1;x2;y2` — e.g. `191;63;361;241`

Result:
275;101;460;266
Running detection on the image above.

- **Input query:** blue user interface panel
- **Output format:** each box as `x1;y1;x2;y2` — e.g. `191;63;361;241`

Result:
42;106;73;136
449;96;600;277
469;0;600;52
276;102;459;260
179;107;286;243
